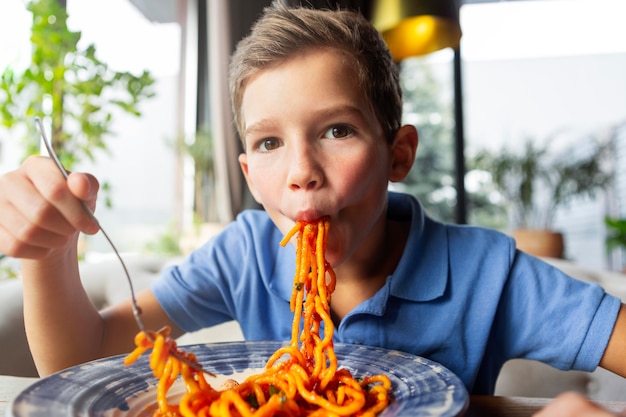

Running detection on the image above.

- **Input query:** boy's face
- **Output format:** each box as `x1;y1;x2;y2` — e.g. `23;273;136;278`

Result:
238;48;396;267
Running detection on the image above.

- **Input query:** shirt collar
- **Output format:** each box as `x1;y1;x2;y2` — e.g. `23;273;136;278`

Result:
270;192;450;303
387;192;450;302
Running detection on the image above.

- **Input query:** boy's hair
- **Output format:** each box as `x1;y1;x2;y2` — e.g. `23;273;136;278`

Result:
229;4;402;144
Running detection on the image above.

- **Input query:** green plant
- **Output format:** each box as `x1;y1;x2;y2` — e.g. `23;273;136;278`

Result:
0;254;19;280
0;0;156;263
470;134;613;230
184;125;216;223
0;0;155;170
605;217;626;252
144;226;183;257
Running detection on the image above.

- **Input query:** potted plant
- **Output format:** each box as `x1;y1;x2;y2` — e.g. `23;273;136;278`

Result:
605;217;626;272
469;134;613;258
0;0;155;173
0;0;155;263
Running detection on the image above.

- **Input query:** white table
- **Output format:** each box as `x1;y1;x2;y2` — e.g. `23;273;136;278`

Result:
0;376;38;417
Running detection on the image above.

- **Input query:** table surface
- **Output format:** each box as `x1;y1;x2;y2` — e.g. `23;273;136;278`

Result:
466;395;626;416
0;376;37;417
1;375;625;416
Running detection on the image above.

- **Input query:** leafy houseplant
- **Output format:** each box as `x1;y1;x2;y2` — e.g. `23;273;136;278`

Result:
0;254;19;280
605;217;626;271
470;135;613;257
184;125;216;223
0;0;155;265
0;0;155;171
605;217;626;251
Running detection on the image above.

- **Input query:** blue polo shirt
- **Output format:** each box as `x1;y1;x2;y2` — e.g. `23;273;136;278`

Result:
152;192;621;394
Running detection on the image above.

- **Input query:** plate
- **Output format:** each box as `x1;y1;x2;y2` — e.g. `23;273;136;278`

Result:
9;341;468;417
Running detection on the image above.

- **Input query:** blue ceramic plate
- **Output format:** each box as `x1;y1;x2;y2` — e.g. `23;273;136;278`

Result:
10;341;468;417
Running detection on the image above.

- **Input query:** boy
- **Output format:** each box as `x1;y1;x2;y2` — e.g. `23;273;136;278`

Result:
0;5;625;396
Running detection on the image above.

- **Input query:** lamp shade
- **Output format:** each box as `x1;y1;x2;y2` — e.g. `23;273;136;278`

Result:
371;0;461;60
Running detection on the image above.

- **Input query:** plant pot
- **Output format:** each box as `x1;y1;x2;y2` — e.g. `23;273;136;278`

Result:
511;229;564;259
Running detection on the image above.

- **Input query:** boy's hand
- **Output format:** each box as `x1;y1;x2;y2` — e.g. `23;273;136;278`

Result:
533;392;623;417
0;156;100;259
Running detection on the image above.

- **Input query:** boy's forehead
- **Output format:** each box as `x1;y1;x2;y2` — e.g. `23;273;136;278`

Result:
240;48;367;129
245;48;360;94
242;48;360;93
243;47;359;95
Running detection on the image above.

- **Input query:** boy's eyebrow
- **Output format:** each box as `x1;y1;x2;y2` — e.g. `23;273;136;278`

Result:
244;119;279;138
317;104;368;121
244;104;370;138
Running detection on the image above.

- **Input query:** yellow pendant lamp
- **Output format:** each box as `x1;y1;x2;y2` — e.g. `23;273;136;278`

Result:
371;0;462;60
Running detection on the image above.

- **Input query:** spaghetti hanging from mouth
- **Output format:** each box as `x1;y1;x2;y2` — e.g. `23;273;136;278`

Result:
125;218;392;416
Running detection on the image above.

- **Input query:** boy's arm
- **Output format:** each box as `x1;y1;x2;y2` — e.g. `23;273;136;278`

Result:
599;303;626;377
1;157;182;376
23;252;180;375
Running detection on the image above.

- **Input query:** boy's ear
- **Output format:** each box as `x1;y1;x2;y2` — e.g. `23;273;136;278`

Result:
238;153;262;204
389;125;418;182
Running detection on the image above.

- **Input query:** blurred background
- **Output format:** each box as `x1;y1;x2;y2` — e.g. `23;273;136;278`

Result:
1;0;625;272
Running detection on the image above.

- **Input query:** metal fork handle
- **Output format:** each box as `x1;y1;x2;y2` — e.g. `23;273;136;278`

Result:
34;117;147;332
34;118;210;375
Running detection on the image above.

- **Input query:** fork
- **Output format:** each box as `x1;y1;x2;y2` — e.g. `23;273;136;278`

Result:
34;117;211;375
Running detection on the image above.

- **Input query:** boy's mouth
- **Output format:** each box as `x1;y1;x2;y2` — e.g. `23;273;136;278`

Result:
295;209;328;223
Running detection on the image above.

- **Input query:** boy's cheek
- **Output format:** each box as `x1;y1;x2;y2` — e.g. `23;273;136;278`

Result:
238;154;261;202
241;171;263;204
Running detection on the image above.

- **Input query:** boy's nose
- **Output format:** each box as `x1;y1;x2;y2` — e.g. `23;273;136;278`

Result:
287;150;322;191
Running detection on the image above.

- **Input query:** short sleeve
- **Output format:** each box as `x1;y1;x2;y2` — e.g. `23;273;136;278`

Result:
493;251;621;371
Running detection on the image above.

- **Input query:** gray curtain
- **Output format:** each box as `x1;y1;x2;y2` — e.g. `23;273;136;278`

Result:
202;0;270;222
207;0;240;222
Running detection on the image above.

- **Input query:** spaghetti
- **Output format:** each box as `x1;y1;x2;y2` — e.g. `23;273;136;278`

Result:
125;218;392;416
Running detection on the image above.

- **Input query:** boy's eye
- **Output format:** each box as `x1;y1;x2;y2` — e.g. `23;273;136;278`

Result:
323;125;353;139
257;137;281;152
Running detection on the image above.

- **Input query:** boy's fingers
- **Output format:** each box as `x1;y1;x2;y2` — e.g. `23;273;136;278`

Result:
0;164;72;236
6;157;98;235
0;174;67;250
533;392;615;417
0;199;70;246
0;157;100;259
26;158;100;235
0;222;56;259
66;172;100;208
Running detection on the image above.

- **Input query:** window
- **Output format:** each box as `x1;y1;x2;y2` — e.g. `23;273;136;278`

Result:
0;0;184;254
460;0;626;269
396;51;457;224
66;0;184;254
